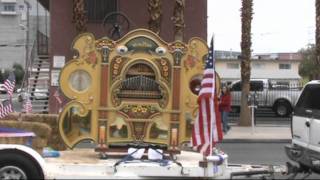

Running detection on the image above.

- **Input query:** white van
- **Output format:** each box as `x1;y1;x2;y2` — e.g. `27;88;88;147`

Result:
285;80;320;173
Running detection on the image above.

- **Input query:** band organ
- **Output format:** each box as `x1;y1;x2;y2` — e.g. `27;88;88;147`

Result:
58;29;220;153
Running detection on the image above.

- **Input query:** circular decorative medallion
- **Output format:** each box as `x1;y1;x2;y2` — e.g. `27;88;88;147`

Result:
68;70;92;92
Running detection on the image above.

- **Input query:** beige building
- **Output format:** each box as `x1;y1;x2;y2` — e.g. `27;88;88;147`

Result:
215;52;302;86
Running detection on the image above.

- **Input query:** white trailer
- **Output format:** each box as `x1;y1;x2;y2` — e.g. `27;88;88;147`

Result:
0;144;287;179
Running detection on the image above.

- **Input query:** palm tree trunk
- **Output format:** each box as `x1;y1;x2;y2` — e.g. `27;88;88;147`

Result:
172;0;185;41
315;0;320;79
148;0;162;34
239;0;253;126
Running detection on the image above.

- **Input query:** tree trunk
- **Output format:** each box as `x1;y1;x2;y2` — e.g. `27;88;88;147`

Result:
239;0;253;126
148;0;162;34
316;0;320;79
172;0;185;41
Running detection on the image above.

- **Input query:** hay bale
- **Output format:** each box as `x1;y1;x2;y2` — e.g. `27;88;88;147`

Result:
2;113;66;150
0;120;52;152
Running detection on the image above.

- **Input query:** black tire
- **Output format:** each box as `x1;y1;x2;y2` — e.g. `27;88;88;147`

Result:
0;151;43;179
274;101;292;117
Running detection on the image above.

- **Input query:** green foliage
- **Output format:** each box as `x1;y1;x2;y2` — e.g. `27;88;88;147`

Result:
298;44;320;80
12;63;25;86
0;64;25;86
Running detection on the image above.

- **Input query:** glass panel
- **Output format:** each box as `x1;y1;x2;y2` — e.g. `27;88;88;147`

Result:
68;70;92;92
189;76;202;95
110;117;128;138
295;84;320;119
62;106;91;142
149;118;168;140
185;112;194;138
231;82;241;91
250;81;264;91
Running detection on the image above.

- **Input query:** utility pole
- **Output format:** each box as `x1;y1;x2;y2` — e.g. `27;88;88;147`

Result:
24;0;31;89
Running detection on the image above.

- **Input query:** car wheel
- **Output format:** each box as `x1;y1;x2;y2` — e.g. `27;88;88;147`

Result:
0;151;43;179
274;101;292;117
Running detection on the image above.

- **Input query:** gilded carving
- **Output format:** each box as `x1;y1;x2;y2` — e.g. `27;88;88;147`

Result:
168;41;188;66
82;37;97;68
184;41;200;71
155;58;171;84
110;56;128;81
120;104;160;119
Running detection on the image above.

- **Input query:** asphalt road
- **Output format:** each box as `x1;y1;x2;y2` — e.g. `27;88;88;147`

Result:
217;142;320;179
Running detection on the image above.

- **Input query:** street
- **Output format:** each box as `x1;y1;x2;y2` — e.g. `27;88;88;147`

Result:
0;93;23;112
217;142;320;179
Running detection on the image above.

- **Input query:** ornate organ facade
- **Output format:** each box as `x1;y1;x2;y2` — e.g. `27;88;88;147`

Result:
58;29;220;152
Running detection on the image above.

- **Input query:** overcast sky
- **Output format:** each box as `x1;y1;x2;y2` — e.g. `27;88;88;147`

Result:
208;0;315;53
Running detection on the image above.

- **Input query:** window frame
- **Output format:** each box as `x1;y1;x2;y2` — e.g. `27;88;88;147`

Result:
84;0;118;23
279;63;291;70
3;3;16;12
294;84;320;119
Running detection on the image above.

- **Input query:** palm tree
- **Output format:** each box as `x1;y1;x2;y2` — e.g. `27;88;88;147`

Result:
315;0;320;79
172;0;185;41
239;0;253;126
148;0;162;34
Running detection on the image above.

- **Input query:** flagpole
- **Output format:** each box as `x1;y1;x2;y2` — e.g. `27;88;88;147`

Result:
209;34;215;157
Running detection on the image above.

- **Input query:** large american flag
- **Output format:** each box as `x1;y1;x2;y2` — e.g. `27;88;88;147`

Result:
191;37;223;156
3;72;15;97
0;100;13;119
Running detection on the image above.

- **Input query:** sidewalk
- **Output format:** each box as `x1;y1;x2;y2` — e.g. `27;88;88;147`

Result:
222;125;292;143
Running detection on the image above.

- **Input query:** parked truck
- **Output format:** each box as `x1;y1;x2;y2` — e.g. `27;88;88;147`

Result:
229;79;301;117
285;80;320;178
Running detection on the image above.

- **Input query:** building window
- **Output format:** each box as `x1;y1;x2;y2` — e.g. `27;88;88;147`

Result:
85;0;117;22
279;63;291;70
226;63;239;69
3;3;16;12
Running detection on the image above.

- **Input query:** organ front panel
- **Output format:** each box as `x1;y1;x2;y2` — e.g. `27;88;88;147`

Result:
58;29;219;151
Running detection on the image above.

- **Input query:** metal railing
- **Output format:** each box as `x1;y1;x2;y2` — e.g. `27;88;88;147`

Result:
37;31;49;56
227;82;303;125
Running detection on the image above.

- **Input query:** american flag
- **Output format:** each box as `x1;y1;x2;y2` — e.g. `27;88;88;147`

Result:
191;37;223;156
0;100;13;119
3;72;15;97
23;94;32;113
53;89;62;104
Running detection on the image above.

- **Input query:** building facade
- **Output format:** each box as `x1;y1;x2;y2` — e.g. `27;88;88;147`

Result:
0;0;48;71
37;0;208;113
215;51;302;86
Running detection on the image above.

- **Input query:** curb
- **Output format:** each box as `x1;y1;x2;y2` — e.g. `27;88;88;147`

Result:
221;139;291;143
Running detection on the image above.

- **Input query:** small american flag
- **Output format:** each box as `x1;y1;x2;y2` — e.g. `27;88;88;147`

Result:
0;100;13;119
23;95;32;113
191;37;223;156
3;72;15;97
53;89;62;104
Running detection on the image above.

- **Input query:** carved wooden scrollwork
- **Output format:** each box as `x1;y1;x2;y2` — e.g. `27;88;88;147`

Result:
148;0;162;34
172;0;185;41
73;0;87;33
